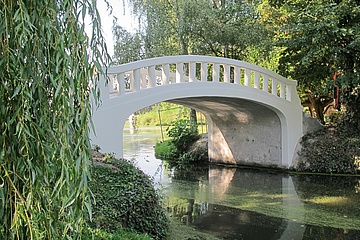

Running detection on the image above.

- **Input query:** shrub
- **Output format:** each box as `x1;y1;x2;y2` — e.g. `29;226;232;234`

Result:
154;140;178;160
82;227;153;240
89;158;169;239
297;127;360;174
166;119;199;153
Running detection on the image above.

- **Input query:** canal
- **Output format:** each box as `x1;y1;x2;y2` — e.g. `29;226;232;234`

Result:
123;127;360;240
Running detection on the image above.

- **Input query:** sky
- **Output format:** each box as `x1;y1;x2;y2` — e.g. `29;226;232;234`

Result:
96;0;138;55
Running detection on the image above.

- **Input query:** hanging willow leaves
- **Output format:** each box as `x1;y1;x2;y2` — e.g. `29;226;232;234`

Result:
0;0;110;239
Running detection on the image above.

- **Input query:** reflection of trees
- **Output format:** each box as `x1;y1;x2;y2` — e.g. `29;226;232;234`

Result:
292;174;360;230
192;204;286;240
165;163;210;224
166;198;209;225
169;163;209;182
302;225;359;240
292;175;360;199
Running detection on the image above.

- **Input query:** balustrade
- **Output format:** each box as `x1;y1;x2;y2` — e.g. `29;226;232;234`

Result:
101;55;297;102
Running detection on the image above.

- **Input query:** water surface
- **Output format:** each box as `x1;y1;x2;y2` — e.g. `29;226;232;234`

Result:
123;127;360;240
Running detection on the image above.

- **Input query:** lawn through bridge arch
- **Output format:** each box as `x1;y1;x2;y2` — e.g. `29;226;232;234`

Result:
90;55;304;168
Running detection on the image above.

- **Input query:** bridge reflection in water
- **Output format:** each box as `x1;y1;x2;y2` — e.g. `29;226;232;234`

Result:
164;165;360;240
123;127;360;239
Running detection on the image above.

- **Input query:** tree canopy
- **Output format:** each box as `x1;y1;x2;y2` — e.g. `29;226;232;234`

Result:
118;0;273;62
272;0;360;126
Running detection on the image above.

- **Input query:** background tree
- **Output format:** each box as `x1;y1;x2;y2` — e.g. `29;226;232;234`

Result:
124;0;273;61
0;0;109;239
112;25;144;64
116;0;275;123
269;0;360;126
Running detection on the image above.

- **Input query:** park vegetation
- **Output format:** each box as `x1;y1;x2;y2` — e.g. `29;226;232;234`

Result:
155;119;208;164
86;152;168;239
1;0;360;239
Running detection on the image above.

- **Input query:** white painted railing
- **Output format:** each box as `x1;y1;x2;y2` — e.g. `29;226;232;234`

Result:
100;55;298;102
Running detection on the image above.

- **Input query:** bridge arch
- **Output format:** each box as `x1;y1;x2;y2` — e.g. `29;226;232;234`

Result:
90;56;303;168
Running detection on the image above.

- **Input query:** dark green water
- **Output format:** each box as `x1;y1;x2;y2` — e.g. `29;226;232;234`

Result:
124;127;360;240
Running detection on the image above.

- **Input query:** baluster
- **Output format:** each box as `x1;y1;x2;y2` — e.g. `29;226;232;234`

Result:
280;82;285;99
99;73;109;100
224;64;230;83
109;74;115;94
213;63;220;82
189;62;196;82
162;64;170;85
244;69;251;86
201;62;208;82
262;75;269;93
254;71;260;89
272;79;278;96
148;66;156;88
286;85;292;101
176;63;183;83
140;70;147;89
234;66;240;85
117;73;125;95
131;69;140;91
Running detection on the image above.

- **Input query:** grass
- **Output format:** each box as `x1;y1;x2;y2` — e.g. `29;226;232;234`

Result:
83;227;153;240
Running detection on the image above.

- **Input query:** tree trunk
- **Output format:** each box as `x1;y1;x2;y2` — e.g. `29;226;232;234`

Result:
302;95;333;125
190;108;197;124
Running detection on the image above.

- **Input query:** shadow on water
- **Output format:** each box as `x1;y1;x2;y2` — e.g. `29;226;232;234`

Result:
123;127;360;240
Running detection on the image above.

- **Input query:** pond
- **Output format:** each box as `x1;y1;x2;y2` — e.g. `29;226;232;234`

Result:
123;127;360;240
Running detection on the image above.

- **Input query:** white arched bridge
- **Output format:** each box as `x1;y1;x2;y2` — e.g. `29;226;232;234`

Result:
91;55;305;168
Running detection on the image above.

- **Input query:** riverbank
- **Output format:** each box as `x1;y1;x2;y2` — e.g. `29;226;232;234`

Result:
88;151;168;239
89;150;223;240
90;124;360;239
155;125;360;175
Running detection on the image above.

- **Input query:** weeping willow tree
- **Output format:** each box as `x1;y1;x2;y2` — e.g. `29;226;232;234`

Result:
0;0;109;239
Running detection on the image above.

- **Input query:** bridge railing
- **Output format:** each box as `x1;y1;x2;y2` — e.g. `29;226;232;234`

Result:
101;55;298;102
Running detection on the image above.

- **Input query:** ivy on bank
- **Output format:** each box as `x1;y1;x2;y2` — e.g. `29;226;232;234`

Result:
88;156;169;239
296;126;360;174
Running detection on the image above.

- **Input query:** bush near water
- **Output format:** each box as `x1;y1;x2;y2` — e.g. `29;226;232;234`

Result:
296;125;360;175
155;119;208;164
88;152;169;239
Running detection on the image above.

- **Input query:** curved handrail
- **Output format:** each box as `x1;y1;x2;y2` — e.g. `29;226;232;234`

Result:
100;55;298;102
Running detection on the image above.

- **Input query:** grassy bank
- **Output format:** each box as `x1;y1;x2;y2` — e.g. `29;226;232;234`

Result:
124;103;207;129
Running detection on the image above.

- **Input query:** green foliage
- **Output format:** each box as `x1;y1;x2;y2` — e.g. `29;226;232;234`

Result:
89;158;168;239
155;140;178;160
112;25;144;64
82;227;153;240
166;119;199;154
129;103;190;127
126;0;273;59
272;0;360;127
297;127;360;174
0;0;109;239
